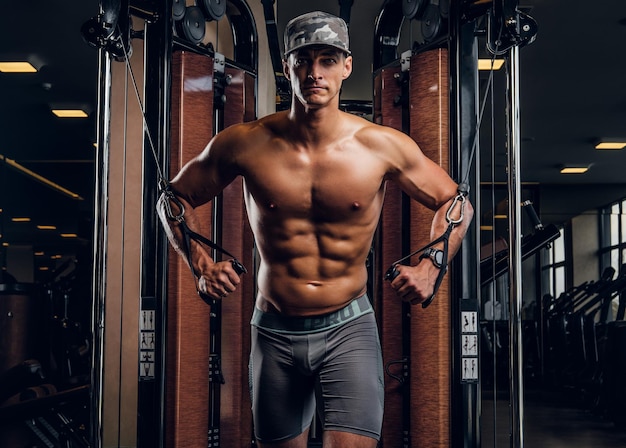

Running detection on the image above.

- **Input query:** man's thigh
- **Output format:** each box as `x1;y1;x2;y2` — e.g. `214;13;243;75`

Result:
256;428;310;448
250;327;316;443
316;313;384;441
323;430;378;448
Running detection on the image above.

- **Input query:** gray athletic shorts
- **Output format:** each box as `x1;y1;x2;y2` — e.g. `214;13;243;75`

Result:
249;294;384;443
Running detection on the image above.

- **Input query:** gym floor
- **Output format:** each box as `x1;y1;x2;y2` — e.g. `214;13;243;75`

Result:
482;388;626;447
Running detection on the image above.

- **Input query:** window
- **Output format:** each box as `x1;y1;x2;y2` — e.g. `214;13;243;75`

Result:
600;199;626;272
541;226;566;300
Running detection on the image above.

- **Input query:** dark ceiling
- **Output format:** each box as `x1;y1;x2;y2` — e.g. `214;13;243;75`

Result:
0;0;99;277
1;1;626;277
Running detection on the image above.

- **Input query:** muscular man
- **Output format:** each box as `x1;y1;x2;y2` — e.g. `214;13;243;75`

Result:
158;10;473;448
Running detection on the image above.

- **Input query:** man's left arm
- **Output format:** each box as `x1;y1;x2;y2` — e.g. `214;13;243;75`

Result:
385;131;474;305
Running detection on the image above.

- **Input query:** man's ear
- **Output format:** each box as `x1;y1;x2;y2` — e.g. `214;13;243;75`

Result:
283;58;291;80
342;55;353;80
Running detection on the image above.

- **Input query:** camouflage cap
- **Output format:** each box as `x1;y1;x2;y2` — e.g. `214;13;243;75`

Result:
284;11;351;56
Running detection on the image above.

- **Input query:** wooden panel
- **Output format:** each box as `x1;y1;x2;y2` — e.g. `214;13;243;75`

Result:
223;68;256;128
219;67;256;447
408;48;451;448
374;66;406;448
167;51;214;448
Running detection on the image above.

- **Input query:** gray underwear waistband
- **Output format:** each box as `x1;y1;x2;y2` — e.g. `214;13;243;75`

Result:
251;294;373;334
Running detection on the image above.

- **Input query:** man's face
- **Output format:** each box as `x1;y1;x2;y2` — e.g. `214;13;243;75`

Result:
284;46;353;109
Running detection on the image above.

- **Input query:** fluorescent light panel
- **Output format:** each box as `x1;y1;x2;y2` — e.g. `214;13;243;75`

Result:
561;167;589;174
0;61;38;72
478;59;505;70
52;109;88;118
37;225;57;230
595;142;626;150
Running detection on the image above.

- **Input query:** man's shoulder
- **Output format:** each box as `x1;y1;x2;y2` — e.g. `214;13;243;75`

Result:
351;117;407;146
260;111;288;128
215;112;285;142
232;111;289;136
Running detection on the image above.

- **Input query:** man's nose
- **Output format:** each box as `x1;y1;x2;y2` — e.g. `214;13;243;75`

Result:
307;62;322;80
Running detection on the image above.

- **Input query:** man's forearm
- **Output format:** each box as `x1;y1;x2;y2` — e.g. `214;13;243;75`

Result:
156;192;213;274
430;196;474;261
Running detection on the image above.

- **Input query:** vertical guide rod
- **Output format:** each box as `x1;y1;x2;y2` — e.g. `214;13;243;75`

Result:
90;47;112;448
506;44;524;448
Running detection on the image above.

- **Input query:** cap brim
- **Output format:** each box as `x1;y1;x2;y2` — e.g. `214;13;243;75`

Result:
285;43;352;57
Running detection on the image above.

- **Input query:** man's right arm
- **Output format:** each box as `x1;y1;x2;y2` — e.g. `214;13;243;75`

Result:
156;129;243;300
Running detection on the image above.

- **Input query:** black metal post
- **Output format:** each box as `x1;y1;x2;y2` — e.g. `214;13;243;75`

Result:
137;1;172;447
450;2;481;447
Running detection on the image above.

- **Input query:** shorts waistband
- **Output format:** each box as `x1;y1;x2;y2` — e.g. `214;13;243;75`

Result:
251;294;373;334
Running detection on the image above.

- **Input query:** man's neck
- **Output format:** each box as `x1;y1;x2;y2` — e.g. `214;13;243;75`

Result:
288;100;343;145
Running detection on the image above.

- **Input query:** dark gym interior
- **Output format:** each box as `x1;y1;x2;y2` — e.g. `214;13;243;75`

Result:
1;1;626;447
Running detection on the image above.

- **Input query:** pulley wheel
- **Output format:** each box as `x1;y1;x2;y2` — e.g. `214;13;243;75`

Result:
177;6;206;44
421;4;442;42
200;0;226;21
172;0;186;21
402;0;427;20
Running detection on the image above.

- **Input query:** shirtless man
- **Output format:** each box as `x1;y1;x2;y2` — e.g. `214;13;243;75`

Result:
158;10;473;448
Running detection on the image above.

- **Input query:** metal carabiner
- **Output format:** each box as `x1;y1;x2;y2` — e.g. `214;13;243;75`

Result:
446;193;466;225
163;189;186;223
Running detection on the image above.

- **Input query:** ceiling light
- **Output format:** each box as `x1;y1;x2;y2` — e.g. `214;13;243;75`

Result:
37;225;57;230
0;61;38;72
52;109;89;118
0;153;83;200
561;166;589;174
595;142;626;150
60;233;78;238
35;251;45;256
11;217;31;222
478;59;505;70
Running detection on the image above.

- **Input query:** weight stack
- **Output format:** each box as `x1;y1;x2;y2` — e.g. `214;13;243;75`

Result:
374;47;452;447
374;64;408;448
218;66;256;447
167;52;257;448
408;48;451;448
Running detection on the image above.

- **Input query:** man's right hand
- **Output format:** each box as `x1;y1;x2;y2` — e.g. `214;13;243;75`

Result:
197;259;243;300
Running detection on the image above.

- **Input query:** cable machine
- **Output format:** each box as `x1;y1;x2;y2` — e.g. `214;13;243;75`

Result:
85;1;258;447
83;0;553;446
373;0;541;447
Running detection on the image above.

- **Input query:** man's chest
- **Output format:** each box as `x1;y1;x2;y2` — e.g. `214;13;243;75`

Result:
241;147;386;218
